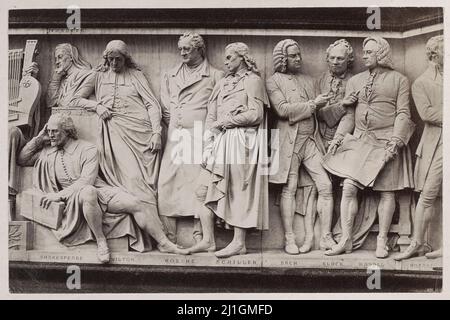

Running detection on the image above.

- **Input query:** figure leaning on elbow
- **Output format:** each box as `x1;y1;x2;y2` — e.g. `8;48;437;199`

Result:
266;39;335;255
395;35;443;261
324;36;415;258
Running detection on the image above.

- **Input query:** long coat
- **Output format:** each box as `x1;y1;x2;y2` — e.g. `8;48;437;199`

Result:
332;67;414;191
266;72;325;184
203;69;269;230
72;68;162;206
412;63;443;192
316;70;353;143
158;60;224;217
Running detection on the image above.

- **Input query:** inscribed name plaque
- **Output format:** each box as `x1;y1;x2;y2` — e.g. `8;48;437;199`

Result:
20;190;64;229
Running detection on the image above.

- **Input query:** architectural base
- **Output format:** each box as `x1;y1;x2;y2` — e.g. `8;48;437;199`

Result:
9;258;442;293
9;248;442;272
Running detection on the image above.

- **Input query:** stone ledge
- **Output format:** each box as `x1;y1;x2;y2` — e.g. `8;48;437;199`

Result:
9;248;442;273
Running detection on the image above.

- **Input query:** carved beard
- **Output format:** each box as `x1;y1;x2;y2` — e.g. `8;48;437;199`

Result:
55;60;72;75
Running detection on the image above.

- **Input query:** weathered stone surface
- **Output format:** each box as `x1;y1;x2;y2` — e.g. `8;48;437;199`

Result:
11;249;263;268
262;249;399;270
9;247;442;272
32;223;129;252
9;221;33;251
401;256;442;272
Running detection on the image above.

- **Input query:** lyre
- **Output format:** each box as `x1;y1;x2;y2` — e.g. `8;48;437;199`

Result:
8;40;42;128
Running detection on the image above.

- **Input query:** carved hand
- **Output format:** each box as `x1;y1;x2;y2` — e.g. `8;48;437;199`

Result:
313;93;332;107
40;193;61;209
230;105;247;116
210;120;226;131
149;134;162;153
202;145;213;167
37;124;51;145
327;135;344;155
384;137;404;162
342;91;359;106
22;62;39;78
96;104;112;120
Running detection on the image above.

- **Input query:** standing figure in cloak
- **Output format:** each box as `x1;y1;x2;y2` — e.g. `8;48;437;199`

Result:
266;39;335;255
324;36;414;258
71;40;187;255
395;35;443;260
188;42;269;258
158;32;224;247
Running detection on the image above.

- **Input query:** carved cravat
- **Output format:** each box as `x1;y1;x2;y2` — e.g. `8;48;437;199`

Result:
328;75;343;102
364;71;377;99
223;73;244;93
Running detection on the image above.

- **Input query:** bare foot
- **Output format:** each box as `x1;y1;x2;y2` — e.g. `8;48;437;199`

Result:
158;240;190;255
187;239;216;254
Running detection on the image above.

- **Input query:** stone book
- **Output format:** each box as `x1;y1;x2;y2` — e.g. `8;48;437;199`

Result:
20;190;64;230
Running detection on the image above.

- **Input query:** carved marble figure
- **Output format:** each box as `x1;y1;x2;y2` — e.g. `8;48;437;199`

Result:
317;39;355;144
10;44;92;199
10;43;91;209
70;40;188;255
47;43;94;109
266;39;335;255
158;32;224;246
395;35;443;260
293;39;355;253
189;42;269;258
324;36;414;258
19;114;188;263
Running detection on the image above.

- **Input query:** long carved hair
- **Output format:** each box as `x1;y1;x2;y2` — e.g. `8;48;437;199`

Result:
55;43;91;70
96;40;140;72
363;36;394;69
326;39;354;69
425;35;444;61
272;39;300;74
225;42;260;76
48;113;78;140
